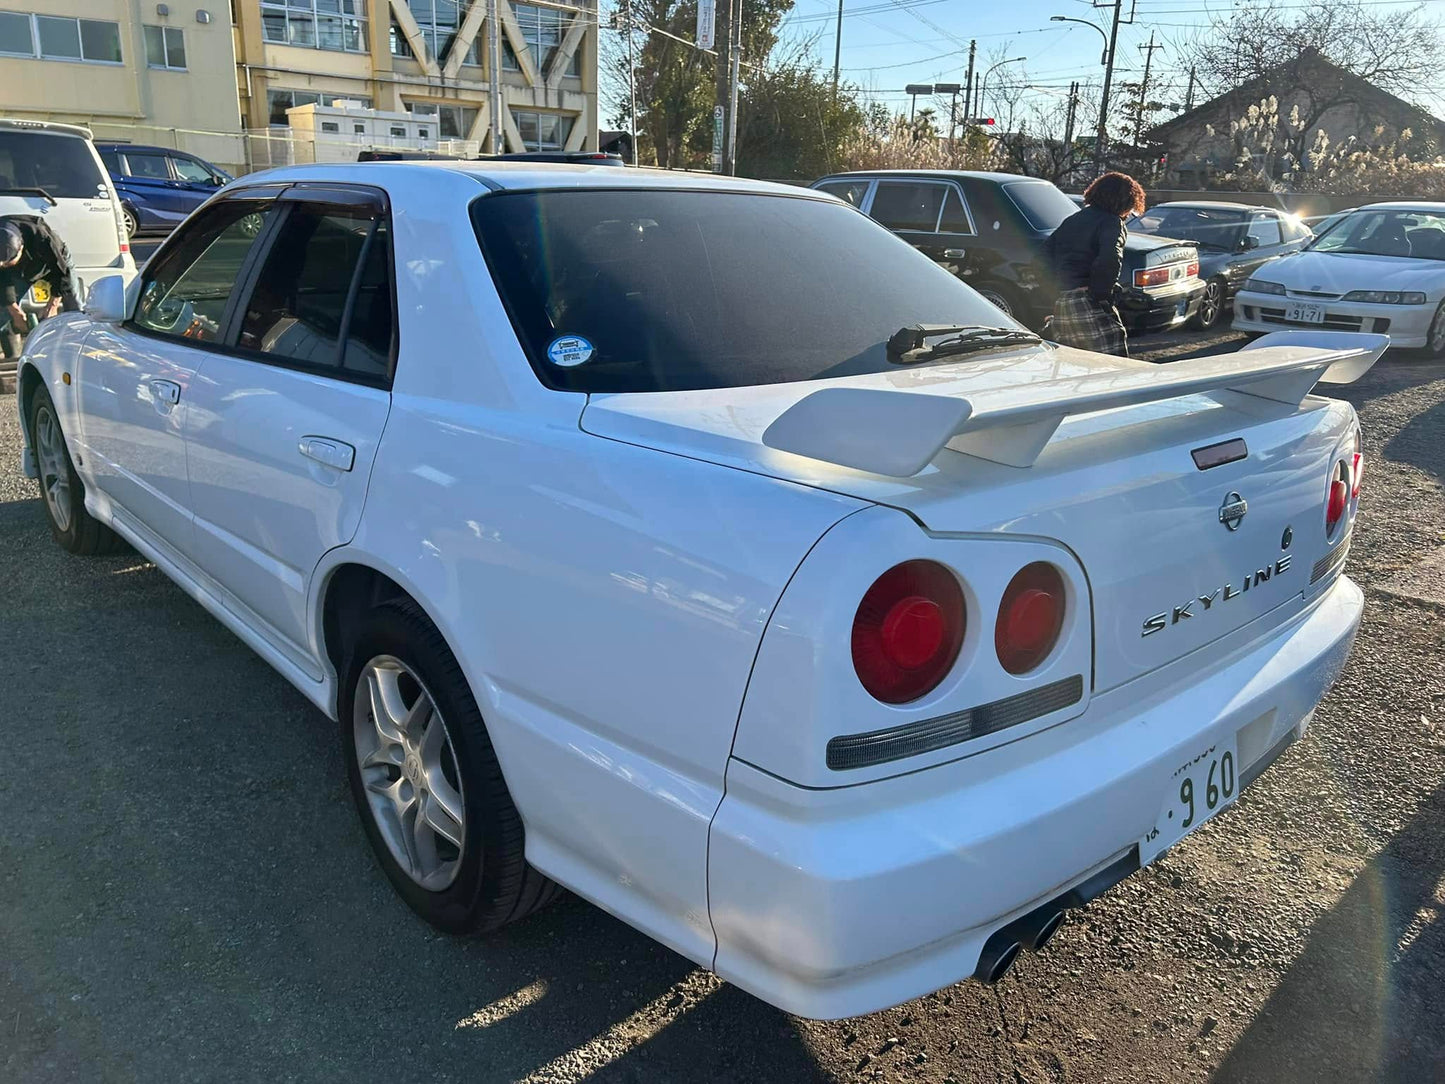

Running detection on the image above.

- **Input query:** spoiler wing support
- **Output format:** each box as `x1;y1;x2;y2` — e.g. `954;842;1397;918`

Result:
760;332;1387;475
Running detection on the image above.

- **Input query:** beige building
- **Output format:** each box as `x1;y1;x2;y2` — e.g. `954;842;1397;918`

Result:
0;0;245;170
233;0;598;158
0;0;597;175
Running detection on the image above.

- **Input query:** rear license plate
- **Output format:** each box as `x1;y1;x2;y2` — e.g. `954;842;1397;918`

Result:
1139;736;1239;865
29;281;49;304
1285;301;1324;324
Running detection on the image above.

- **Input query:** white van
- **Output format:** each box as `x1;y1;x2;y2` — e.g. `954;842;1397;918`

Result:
0;119;136;303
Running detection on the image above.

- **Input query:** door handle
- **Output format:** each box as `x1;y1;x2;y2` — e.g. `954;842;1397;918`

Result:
943;248;967;259
299;435;355;472
149;379;181;406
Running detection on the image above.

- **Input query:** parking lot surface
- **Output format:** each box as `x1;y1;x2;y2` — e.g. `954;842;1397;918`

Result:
2;336;1443;1083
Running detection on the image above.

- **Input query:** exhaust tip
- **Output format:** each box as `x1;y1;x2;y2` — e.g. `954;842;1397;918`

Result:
1029;910;1066;952
976;940;1022;984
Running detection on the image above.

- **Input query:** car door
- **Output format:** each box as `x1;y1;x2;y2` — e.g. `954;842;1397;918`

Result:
1239;211;1286;282
168;153;226;213
181;186;395;661
77;196;278;554
118;151;187;219
866;179;951;256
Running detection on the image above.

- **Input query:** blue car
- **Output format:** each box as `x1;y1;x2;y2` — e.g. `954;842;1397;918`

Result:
95;143;231;239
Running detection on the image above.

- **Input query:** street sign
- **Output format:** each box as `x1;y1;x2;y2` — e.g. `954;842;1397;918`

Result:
697;0;715;50
711;105;724;171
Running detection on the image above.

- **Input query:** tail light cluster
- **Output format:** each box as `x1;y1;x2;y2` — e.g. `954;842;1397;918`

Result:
1351;432;1363;499
1325;459;1351;536
851;559;1066;704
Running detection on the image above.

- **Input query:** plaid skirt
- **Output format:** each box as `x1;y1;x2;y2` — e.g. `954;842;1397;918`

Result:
1048;288;1128;356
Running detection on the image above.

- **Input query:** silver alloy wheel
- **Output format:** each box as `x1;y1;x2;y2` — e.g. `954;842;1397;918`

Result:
977;287;1014;317
353;655;467;891
1429;303;1445;354
1198;280;1223;328
33;404;73;533
122;206;138;238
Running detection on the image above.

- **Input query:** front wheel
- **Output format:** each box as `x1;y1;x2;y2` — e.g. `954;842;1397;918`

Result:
341;600;560;934
27;385;124;554
1424;300;1445;358
1189;278;1226;330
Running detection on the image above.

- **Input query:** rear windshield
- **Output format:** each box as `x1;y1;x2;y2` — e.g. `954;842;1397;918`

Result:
472;189;1010;393
1134;206;1246;250
1004;181;1080;231
0;130;105;200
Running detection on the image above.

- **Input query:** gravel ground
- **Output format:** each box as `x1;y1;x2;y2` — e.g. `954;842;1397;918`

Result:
2;338;1443;1083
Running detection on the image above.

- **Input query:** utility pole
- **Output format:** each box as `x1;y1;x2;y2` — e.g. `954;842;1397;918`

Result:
1184;65;1197;111
1093;0;1132;173
714;0;732;173
486;0;503;152
1133;30;1163;144
726;0;741;174
1063;80;1079;179
961;40;976;127
832;0;843;98
616;0;638;165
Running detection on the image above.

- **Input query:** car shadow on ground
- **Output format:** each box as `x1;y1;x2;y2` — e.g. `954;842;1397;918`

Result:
0;493;835;1082
1213;777;1445;1083
1380;388;1445;485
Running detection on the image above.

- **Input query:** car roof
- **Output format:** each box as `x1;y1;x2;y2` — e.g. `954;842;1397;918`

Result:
1153;200;1281;213
234;161;831;199
0;117;92;140
95;142;186;155
816;169;1049;185
1352;201;1445;212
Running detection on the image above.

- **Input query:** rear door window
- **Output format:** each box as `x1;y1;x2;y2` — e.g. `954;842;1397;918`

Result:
132;200;274;342
125;152;172;181
0;130;106;199
869;181;947;232
235;201;381;371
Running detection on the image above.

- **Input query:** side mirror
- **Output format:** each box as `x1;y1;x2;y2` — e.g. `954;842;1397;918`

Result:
1240;235;1259;251
84;274;134;324
211;174;227;186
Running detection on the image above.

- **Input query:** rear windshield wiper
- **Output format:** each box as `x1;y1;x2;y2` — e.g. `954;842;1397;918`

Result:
887;323;1041;364
0;186;57;206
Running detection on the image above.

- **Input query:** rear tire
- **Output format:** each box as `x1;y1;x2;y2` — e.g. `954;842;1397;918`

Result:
27;385;124;555
1189;278;1226;330
121;204;138;239
341;599;560;934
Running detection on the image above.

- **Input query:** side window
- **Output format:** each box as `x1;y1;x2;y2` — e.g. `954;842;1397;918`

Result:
342;219;395;378
1247;213;1282;248
132;200;273;341
939;187;973;234
1280;215;1310;242
125;152;171;180
170;156;214;183
816;180;869;208
869;181;946;232
235;201;380;371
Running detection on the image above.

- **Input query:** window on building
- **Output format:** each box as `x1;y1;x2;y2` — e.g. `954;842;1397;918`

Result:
512;110;572;152
29;14;121;62
0;10;34;55
417;126;429;138
354;123;365;134
404;101;478;140
143;25;186;69
389;125;406;137
267;88;323;126
503;4;577;76
261;0;368;53
321;120;340;133
391;0;479;65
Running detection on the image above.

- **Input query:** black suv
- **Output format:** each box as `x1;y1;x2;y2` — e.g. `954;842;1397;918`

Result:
810;170;1204;333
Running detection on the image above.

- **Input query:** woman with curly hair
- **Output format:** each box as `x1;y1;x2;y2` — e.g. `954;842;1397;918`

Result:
1042;171;1146;356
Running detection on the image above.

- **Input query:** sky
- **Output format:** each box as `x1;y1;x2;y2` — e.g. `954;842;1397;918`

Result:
599;0;1445;132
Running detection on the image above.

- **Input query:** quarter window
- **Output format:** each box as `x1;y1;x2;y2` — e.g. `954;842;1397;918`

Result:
341;219;394;377
143;24;185;68
815;180;869;207
133;201;274;342
236;201;387;373
869;181;947;233
939;187;973;234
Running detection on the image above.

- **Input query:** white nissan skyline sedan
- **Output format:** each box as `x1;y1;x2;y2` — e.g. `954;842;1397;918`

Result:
16;162;1377;1019
1233;201;1445;353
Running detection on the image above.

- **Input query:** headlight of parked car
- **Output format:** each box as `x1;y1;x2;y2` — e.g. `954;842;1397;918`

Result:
1244;279;1286;295
1340;290;1428;305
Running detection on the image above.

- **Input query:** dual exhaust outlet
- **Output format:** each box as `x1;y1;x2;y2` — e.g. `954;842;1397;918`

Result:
973;905;1067;985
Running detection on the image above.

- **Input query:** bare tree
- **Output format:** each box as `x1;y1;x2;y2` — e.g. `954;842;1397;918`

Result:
983;63;1098;184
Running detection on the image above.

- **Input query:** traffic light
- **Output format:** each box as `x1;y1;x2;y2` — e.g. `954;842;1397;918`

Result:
973;117;995;126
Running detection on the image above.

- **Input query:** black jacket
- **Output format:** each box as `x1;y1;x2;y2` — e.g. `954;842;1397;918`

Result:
1042;205;1126;301
0;216;78;310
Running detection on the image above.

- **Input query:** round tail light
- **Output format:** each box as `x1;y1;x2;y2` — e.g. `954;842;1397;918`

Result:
996;563;1066;675
1326;460;1349;536
852;560;965;704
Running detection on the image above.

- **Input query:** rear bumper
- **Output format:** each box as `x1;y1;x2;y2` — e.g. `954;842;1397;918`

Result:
708;574;1362;1019
1118;279;1205;333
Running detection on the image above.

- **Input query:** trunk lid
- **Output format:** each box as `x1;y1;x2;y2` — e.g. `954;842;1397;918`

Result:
581;342;1362;691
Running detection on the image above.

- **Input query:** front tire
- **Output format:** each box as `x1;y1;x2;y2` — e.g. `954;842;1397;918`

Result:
1424;300;1445;359
341;600;560;934
1189;278;1226;330
27;385;124;555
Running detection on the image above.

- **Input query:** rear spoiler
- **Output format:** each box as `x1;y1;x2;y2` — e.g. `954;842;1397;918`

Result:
760;331;1388;475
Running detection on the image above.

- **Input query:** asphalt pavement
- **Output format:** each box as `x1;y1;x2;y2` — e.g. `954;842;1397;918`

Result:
2;337;1443;1083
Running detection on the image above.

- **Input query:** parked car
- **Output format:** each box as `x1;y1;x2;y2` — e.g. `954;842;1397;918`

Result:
1130;201;1313;329
96;143;230;238
0;119;135;361
17;163;1374;1019
811;171;1205;334
1233;201;1445;354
